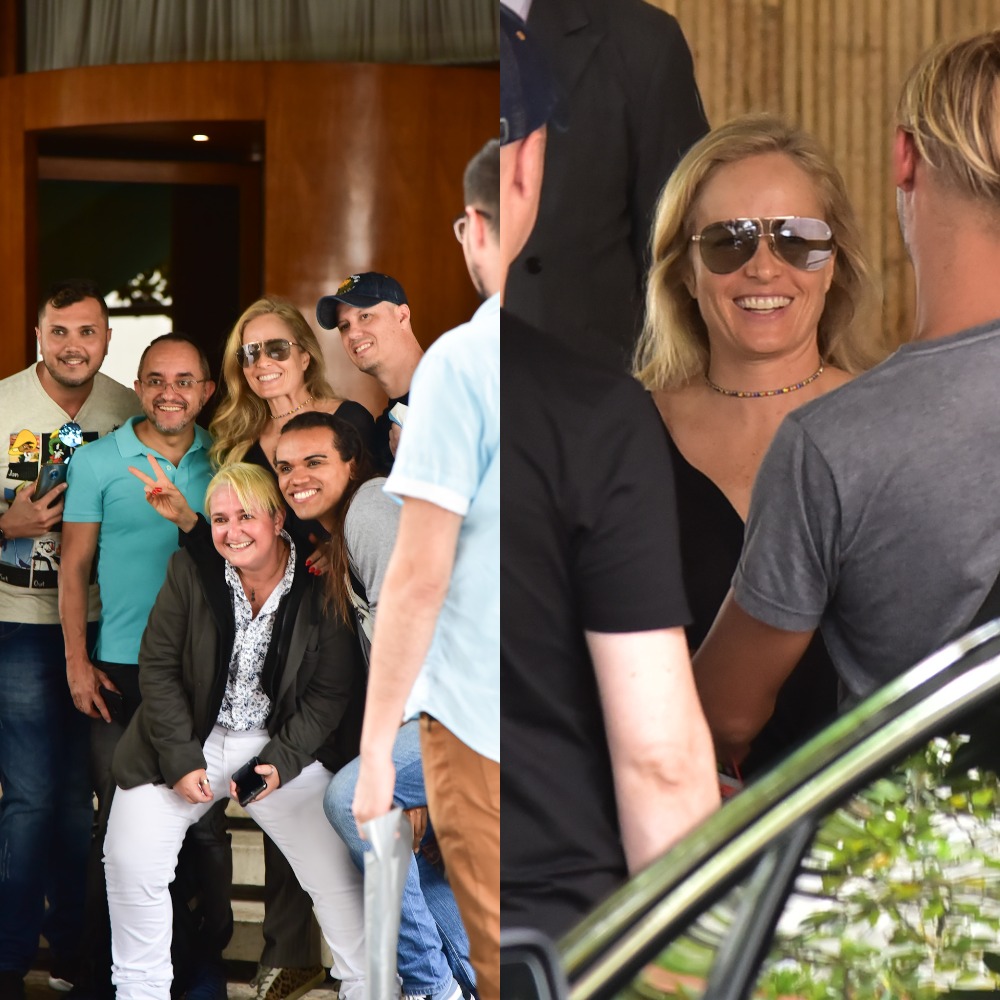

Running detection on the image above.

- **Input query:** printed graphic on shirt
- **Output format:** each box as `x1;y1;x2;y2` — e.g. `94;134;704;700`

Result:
1;422;97;590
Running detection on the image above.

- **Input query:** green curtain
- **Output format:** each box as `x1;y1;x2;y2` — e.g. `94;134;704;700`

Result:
25;0;498;71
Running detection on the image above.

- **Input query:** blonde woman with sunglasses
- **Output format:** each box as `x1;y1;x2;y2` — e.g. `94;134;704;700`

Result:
211;297;373;471
633;114;886;775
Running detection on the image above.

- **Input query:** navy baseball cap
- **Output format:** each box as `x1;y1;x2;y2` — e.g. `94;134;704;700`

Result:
316;272;408;330
500;4;560;146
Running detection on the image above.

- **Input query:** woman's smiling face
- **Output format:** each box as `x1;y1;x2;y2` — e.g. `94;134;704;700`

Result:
274;426;353;531
209;485;284;570
240;313;311;401
685;152;835;365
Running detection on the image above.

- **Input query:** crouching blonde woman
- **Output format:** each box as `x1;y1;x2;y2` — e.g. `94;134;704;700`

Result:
103;464;368;1000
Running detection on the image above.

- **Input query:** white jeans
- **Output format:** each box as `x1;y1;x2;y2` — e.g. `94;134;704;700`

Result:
104;725;365;1000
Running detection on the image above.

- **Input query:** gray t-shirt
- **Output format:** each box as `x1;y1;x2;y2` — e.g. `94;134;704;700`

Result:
734;318;1000;701
344;477;398;617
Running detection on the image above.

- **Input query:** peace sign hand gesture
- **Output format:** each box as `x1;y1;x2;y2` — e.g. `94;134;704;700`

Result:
128;454;199;532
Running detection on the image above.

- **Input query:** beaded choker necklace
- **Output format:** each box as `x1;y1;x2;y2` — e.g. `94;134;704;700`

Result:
271;395;314;420
705;364;824;399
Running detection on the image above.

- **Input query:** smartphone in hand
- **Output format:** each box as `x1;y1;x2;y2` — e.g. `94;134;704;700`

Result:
34;463;68;501
231;756;267;807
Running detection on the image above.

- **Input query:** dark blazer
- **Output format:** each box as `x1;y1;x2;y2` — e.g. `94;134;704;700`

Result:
112;530;365;790
505;0;708;370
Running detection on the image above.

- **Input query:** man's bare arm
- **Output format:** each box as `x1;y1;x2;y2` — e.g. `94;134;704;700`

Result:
587;627;720;874
58;520;114;721
692;590;815;762
352;497;462;827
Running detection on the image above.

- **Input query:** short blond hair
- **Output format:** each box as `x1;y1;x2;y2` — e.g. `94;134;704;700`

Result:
206;462;283;518
896;30;1000;204
634;113;883;390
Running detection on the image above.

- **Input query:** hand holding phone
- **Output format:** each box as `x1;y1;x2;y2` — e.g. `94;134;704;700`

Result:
33;463;69;501
231;756;268;807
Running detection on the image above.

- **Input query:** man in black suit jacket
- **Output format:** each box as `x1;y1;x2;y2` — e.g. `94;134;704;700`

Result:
504;0;708;370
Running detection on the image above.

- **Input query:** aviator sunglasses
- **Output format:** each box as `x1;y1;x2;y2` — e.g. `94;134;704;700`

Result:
236;338;301;368
690;217;835;275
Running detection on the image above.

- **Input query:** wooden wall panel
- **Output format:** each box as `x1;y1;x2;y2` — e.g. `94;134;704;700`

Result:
263;62;494;410
0;72;26;378
651;0;1000;351
0;60;498;412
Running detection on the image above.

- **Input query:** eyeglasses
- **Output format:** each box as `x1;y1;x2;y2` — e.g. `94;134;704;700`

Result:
236;339;301;367
139;378;207;392
453;208;493;243
690;217;835;275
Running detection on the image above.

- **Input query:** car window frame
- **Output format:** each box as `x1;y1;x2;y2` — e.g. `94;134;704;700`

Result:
562;620;1000;999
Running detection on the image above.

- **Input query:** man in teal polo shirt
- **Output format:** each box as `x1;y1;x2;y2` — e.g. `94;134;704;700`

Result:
60;333;215;723
58;333;222;999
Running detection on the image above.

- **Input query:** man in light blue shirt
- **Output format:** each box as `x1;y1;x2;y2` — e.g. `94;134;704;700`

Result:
352;137;500;998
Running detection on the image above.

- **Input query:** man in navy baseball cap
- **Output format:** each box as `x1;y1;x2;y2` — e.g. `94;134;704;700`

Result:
315;271;407;331
316;272;422;472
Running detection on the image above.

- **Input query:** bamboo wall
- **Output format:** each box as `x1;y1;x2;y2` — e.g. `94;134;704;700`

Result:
650;0;1000;351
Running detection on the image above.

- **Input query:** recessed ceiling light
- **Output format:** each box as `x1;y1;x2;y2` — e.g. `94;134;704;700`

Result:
192;133;209;142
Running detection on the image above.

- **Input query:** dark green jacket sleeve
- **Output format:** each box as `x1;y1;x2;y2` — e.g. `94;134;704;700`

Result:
135;552;208;786
259;592;364;784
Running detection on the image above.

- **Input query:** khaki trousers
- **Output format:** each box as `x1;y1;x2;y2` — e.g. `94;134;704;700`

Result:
420;715;500;1000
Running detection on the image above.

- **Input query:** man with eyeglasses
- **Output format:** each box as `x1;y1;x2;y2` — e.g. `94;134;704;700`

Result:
316;272;424;473
0;279;141;1000
350;139;501;998
693;32;1000;766
58;333;229;1000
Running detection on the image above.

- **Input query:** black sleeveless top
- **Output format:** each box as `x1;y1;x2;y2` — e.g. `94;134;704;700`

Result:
667;433;840;777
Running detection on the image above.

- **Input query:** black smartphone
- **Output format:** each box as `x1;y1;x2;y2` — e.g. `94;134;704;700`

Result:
98;685;126;725
34;463;68;501
231;756;267;807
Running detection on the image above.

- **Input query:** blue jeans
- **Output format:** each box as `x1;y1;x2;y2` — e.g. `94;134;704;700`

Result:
0;621;95;974
324;721;475;997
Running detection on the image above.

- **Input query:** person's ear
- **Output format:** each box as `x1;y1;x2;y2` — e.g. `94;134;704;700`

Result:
893;127;918;191
518;127;547;202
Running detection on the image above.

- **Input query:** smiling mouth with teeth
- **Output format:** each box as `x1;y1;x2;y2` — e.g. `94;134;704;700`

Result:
735;296;793;312
291;489;318;502
227;540;252;549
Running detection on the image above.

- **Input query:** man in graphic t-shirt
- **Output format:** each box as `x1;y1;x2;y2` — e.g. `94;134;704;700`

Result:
0;279;140;998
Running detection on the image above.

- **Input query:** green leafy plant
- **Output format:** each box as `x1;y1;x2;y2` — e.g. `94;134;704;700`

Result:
630;734;1000;999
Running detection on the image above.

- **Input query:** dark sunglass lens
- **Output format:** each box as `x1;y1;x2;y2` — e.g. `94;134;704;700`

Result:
774;218;834;270
264;339;292;361
699;221;759;274
237;343;259;367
